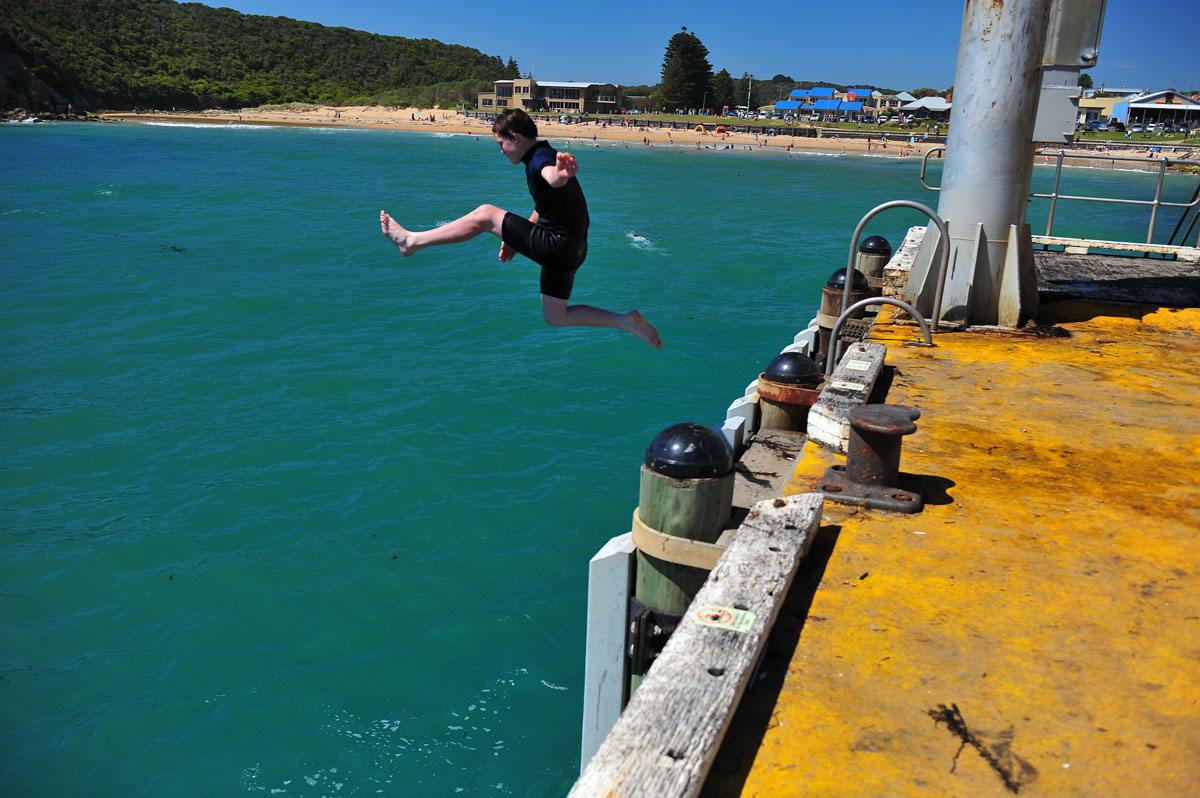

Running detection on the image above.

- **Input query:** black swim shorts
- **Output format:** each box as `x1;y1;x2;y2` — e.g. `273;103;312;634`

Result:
501;211;587;300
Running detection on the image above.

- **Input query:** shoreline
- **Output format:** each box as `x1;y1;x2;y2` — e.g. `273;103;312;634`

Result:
94;106;1195;172
97;106;937;159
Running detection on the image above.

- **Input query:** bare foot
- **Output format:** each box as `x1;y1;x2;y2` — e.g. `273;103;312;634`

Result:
379;209;416;256
627;310;662;349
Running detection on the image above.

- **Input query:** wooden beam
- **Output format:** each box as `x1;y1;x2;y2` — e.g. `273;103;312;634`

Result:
569;493;824;798
1031;235;1200;261
807;342;887;453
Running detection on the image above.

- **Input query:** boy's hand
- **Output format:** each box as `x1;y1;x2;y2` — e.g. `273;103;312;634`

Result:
499;241;515;262
556;151;579;178
541;152;579;188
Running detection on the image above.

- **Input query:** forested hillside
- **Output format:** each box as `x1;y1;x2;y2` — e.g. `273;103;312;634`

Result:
0;0;511;112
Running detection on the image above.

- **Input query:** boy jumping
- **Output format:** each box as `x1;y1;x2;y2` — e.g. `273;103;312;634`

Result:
380;108;661;348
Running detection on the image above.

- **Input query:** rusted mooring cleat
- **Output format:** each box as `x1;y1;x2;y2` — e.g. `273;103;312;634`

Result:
818;404;925;513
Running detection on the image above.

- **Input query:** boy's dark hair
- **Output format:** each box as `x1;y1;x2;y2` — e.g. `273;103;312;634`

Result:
492;108;538;140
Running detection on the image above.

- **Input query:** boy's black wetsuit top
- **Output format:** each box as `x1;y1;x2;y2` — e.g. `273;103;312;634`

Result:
500;140;590;300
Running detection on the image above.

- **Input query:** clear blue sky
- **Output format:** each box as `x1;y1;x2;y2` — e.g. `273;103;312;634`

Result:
195;0;1199;91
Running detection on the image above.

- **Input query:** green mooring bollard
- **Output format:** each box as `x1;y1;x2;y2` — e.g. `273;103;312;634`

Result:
629;423;734;693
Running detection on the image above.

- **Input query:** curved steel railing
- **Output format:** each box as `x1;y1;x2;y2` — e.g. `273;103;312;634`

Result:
842;200;951;331
919;146;947;191
825;297;933;378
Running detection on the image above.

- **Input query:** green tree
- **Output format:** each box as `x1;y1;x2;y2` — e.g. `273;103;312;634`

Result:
505;57;519;79
1079;72;1093;89
911;87;941;99
733;72;757;109
711;68;735;111
653;27;713;111
0;0;510;112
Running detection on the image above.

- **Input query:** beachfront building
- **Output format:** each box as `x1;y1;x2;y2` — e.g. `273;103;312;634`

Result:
776;87;870;120
840;88;880;103
477;79;621;115
1078;95;1128;125
900;95;951;120
872;91;916;116
1110;90;1200;129
1077;88;1148;126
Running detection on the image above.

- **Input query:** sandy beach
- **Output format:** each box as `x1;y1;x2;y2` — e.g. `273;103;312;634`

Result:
99;105;941;159
97;105;1197;172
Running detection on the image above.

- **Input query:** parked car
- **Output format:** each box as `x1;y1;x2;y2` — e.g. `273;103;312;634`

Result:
1130;124;1144;133
1089;121;1111;132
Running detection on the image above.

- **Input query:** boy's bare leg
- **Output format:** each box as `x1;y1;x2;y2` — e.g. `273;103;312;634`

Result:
380;205;507;256
541;295;662;349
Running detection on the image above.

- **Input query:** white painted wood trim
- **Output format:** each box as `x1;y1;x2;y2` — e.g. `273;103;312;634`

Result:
807;342;887;453
580;532;636;772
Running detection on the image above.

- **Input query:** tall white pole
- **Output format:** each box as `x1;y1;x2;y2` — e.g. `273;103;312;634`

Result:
931;0;1054;325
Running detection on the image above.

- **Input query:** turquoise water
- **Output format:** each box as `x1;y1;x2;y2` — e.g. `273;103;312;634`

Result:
2;122;1195;797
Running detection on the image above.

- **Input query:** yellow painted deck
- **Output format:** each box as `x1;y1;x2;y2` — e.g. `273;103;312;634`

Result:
717;301;1200;796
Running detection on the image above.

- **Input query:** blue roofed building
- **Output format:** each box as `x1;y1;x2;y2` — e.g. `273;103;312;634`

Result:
807;87;836;98
842;88;877;102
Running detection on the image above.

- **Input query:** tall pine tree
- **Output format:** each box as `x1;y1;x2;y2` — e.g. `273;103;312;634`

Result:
653;27;713;111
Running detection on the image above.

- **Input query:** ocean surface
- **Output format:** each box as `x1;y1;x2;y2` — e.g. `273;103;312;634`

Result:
2;120;1195;797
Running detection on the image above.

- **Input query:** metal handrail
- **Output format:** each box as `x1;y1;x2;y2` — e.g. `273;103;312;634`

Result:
843;200;951;331
824;297;933;378
921;148;1200;246
919;146;946;191
1032;151;1200;244
1033;150;1200;244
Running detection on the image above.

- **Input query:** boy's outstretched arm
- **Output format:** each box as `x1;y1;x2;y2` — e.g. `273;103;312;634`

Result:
539;152;579;188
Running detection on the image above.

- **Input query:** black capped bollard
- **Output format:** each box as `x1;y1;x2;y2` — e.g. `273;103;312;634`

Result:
629;423;734;688
757;351;823;431
817;267;871;359
856;235;893;291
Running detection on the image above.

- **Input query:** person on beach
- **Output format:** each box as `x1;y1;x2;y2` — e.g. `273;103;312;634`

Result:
379;108;661;348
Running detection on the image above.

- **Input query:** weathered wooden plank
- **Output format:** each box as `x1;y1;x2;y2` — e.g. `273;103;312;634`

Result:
807;341;887;453
730;429;806;514
1031;235;1200;261
1033;248;1200;306
569;493;824;798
